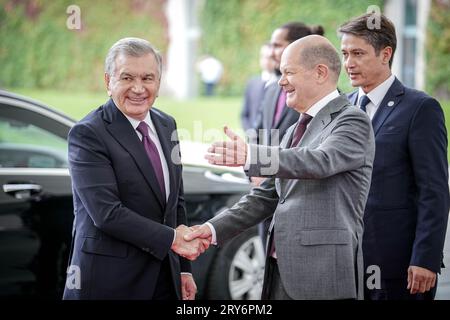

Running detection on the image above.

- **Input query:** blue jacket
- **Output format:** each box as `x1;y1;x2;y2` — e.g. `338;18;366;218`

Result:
349;78;449;279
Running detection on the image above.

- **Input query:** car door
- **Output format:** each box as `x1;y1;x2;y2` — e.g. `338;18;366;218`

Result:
0;97;74;298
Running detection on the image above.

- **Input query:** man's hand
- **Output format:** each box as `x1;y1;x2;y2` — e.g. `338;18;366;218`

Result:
205;126;247;167
184;224;213;243
181;273;197;300
407;266;437;294
171;225;209;261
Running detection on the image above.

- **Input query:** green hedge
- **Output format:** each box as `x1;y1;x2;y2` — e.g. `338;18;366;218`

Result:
3;1;448;98
426;0;450;99
199;0;383;95
0;0;166;91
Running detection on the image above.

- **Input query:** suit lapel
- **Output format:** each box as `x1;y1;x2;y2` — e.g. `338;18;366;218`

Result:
371;78;404;136
264;85;280;129
298;110;331;147
348;90;358;106
273;99;290;129
272;87;292;129
281;95;350;197
150;109;178;207
297;95;349;147
103;100;165;208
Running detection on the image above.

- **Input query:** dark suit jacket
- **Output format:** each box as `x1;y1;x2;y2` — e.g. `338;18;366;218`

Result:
348;78;449;279
240;76;266;131
255;82;299;146
63;99;190;299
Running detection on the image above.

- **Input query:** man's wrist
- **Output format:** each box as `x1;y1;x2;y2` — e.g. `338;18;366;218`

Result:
181;272;192;276
204;222;217;245
243;143;252;170
172;229;177;246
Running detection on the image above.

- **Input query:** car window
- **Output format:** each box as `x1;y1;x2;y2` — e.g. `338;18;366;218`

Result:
0;117;68;168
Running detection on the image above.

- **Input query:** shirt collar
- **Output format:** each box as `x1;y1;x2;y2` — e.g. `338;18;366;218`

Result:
305;89;340;118
358;74;395;108
115;104;156;135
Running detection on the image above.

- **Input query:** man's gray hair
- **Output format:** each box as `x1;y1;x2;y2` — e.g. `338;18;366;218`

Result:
105;37;163;79
300;44;342;81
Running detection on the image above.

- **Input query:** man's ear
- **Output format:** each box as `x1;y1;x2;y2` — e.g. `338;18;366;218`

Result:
104;73;112;97
316;64;329;84
381;46;393;66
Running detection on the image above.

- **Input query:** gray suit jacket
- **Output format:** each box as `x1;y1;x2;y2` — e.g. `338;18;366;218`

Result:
209;95;375;299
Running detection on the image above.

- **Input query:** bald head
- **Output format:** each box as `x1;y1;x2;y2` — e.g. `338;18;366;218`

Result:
279;35;341;112
284;35;341;82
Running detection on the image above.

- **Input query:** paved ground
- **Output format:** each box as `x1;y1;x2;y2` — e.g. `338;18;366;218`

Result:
435;217;450;299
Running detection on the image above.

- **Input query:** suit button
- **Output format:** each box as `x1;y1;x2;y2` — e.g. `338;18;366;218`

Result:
279;197;285;204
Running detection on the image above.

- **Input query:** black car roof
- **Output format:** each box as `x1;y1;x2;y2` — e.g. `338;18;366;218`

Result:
0;89;76;124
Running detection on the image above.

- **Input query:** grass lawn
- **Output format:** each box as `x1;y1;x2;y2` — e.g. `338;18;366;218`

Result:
6;88;450;158
9;88;244;144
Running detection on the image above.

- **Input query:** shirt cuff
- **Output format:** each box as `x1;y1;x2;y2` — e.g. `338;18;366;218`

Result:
181;272;192;276
172;229;177;246
204;222;218;245
243;143;252;170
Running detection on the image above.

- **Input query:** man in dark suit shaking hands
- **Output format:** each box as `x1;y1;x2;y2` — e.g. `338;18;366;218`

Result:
339;13;449;300
63;38;208;300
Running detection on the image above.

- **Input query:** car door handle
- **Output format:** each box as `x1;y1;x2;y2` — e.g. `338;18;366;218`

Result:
3;183;42;200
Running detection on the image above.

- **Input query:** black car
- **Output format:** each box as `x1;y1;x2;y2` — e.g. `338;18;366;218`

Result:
0;90;265;300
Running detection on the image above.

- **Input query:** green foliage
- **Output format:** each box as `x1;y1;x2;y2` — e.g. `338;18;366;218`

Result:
199;0;383;95
426;0;450;99
0;0;166;91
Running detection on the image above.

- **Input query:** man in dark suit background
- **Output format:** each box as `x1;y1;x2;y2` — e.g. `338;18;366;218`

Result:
254;22;325;148
339;13;449;300
240;43;276;132
63;37;207;300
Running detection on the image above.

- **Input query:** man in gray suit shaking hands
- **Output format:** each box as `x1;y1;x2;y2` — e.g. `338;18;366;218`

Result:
186;35;375;300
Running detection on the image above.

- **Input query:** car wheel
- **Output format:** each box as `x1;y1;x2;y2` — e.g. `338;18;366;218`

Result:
206;227;266;300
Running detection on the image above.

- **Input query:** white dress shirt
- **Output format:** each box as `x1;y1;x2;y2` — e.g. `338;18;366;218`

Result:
357;74;396;120
122;112;170;201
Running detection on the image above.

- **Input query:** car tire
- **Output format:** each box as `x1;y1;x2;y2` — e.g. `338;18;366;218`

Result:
206;226;266;300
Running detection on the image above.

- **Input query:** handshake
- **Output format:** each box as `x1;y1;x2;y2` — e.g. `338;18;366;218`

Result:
171;224;213;261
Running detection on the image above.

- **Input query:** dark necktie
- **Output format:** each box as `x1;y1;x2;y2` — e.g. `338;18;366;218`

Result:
136;121;166;200
290;113;313;147
358;95;371;113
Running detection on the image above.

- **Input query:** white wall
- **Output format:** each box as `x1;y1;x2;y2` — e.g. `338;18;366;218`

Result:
164;0;201;99
384;0;405;84
384;0;430;90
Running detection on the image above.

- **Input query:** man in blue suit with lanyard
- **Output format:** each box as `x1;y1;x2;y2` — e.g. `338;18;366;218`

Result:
339;13;449;300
